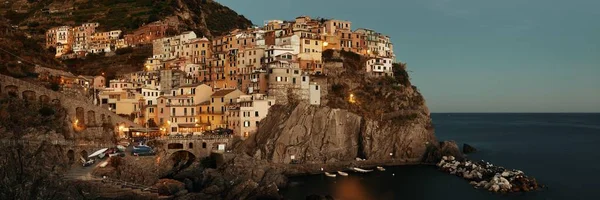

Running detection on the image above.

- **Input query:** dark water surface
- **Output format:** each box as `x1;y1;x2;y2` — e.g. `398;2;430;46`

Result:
282;113;600;200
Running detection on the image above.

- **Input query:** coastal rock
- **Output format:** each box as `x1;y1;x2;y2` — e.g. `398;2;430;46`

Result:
463;143;477;154
154;179;186;196
439;141;465;161
239;103;362;164
437;158;542;193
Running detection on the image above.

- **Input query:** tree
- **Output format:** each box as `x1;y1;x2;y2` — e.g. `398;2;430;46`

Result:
147;119;158;128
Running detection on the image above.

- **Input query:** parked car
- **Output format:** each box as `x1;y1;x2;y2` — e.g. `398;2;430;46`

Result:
131;145;155;156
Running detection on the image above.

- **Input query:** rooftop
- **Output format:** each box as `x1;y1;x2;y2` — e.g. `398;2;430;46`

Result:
211;89;237;97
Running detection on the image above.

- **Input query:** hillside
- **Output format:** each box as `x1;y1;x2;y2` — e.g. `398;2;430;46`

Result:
0;0;252;78
1;0;252;41
0;17;64;78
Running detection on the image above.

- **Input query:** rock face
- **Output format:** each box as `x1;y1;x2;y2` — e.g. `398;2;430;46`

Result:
240;103;362;164
361;119;435;160
439;141;465;161
154;179;186;196
463;143;477;154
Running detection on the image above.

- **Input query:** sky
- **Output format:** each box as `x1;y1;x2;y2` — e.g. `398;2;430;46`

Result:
216;0;600;113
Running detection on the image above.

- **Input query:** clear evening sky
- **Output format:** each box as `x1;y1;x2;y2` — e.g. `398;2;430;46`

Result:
217;0;600;113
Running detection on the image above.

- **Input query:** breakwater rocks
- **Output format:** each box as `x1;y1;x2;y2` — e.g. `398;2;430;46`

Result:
437;156;543;193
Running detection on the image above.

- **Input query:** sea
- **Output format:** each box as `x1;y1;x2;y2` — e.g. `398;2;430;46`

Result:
281;113;600;200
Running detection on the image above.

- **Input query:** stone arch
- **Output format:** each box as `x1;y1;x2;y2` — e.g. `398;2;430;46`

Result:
39;95;50;104
86;110;96;126
67;150;75;164
22;90;36;101
75;107;85;125
167;150;197;172
80;150;88;160
168;143;184;149
5;85;18;97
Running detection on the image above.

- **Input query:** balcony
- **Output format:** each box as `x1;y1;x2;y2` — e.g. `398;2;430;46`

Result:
251;78;258;83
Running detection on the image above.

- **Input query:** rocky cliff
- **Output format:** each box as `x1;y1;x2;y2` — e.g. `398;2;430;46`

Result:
241;103;363;164
239;50;439;164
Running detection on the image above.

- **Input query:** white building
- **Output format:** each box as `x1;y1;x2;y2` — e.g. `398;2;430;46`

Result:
366;57;394;77
141;88;162;106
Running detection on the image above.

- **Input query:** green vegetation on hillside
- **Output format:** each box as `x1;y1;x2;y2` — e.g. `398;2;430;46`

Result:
63;46;152;82
1;0;252;39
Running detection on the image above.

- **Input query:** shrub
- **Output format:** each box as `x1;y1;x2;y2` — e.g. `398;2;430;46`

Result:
38;106;55;117
115;47;134;55
331;83;346;96
200;156;216;169
50;82;60;91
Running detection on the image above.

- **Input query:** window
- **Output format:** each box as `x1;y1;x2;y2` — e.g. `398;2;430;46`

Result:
244;121;250;127
221;97;224;102
305;40;310;45
255;111;259;117
160;108;164;113
172;108;176;115
202;142;207;148
276;77;282;82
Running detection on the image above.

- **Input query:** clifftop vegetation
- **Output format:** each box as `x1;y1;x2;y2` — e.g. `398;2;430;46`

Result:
321;50;427;124
1;0;253;40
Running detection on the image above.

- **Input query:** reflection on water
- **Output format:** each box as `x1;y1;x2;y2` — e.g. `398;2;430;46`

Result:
332;177;375;200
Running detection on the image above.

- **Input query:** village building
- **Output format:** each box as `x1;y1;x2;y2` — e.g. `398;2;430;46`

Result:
227;94;275;138
197;89;243;130
366;57;394;77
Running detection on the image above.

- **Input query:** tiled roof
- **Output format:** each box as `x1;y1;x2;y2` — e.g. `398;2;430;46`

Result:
211;89;237;97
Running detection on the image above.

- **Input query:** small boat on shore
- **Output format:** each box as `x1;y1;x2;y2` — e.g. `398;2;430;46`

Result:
337;171;349;176
377;166;386;171
324;172;337;178
350;167;373;173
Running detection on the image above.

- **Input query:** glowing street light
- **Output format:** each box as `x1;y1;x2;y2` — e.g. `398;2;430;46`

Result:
349;93;356;104
323;41;329;47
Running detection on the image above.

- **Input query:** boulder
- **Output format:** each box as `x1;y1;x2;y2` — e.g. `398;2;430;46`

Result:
154;179;186;196
463;143;477;154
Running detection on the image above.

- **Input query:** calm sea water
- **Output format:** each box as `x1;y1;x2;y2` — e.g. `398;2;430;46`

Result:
282;113;600;200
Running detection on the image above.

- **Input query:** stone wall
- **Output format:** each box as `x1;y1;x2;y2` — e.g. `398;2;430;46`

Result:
268;84;310;105
0;74;140;129
162;137;231;159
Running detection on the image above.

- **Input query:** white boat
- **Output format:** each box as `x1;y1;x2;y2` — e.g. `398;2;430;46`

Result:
324;172;337;178
377;166;386;171
337;171;349;176
350;167;373;173
88;148;109;158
